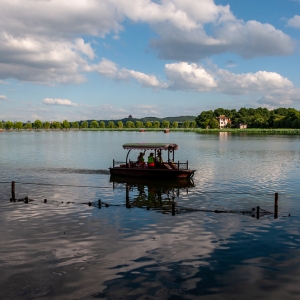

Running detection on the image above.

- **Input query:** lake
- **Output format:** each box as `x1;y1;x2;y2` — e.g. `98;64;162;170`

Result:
1;131;300;299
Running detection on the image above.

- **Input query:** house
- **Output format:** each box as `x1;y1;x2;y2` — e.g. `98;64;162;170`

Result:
216;115;231;129
236;123;247;129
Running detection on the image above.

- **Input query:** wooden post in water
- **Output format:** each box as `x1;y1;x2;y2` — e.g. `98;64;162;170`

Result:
256;206;260;219
274;192;279;219
172;202;175;216
126;185;130;208
11;181;15;201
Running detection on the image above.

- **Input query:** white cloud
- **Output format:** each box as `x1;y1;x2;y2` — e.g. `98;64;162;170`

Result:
0;0;295;86
163;61;300;107
165;62;217;91
216;70;293;94
73;38;95;60
287;15;300;28
90;58;168;88
43;98;79;107
0;95;8;101
150;18;294;60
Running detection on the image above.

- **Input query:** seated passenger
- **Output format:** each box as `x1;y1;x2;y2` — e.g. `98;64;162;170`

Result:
148;153;155;168
137;152;145;166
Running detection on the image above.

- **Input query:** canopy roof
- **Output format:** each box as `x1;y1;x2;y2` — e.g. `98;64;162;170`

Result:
122;143;179;150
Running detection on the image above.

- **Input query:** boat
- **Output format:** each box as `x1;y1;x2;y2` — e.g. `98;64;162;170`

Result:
109;143;196;178
164;128;170;133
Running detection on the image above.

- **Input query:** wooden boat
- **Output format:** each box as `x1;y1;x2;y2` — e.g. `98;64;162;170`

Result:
109;143;196;178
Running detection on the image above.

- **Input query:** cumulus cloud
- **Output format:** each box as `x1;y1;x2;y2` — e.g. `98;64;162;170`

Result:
0;95;8;101
287;15;300;28
163;61;299;106
43;98;79;107
216;69;293;95
89;58;168;88
165;62;217;91
0;0;295;85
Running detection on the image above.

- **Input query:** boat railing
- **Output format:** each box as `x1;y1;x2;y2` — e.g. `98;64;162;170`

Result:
113;160;127;168
177;161;189;170
113;159;189;170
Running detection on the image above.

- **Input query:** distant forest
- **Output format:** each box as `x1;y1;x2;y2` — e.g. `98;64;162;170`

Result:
2;108;300;130
0;115;196;129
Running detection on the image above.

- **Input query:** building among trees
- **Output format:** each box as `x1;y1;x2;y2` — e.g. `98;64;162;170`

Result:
216;115;231;128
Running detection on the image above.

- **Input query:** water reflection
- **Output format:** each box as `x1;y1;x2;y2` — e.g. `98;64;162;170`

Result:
110;176;194;214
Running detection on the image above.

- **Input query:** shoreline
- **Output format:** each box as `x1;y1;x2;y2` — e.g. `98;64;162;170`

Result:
2;128;300;134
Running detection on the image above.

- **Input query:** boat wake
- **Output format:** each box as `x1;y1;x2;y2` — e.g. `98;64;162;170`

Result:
32;167;110;175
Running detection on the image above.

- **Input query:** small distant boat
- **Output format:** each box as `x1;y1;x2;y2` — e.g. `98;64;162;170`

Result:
139;129;145;132
164;128;170;133
109;143;196;178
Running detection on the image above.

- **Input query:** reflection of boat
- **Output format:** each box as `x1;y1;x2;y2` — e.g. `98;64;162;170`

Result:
109;143;196;178
110;175;194;211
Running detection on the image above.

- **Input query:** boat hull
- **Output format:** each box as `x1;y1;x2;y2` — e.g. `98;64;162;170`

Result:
109;167;195;178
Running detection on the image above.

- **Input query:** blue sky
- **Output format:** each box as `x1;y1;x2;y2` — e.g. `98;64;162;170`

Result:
0;0;300;122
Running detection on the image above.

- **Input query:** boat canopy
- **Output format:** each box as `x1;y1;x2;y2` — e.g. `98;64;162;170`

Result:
122;143;179;150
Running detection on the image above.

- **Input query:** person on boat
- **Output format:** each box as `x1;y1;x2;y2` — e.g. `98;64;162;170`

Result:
137;152;145;166
155;150;163;167
148;152;155;168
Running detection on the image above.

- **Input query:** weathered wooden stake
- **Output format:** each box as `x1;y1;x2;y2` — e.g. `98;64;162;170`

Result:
126;185;130;208
274;192;279;219
11;181;15;201
256;206;260;219
172;202;175;216
98;199;101;209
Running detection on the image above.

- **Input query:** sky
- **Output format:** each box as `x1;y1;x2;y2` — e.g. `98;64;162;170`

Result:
0;0;300;122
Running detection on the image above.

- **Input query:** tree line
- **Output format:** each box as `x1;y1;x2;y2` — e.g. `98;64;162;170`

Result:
0;119;197;130
195;107;300;129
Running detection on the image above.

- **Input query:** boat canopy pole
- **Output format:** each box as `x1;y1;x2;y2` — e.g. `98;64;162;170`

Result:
172;147;175;162
126;149;131;167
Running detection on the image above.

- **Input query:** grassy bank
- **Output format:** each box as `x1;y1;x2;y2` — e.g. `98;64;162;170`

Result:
81;128;300;134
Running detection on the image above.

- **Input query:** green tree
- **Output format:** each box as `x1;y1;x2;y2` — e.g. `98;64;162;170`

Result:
195;110;214;128
99;121;105;128
44;121;51;130
162;120;170;128
145;121;152;128
34;119;43;129
51;121;61;129
209;118;219;129
4;121;14;129
62;120;70;129
172;121;178;128
182;120;190;128
214;108;225;116
90;120;99;128
71;121;79;129
135;121;144;128
14;121;23;130
0;121;3;129
117;121;123;128
107;121;115;128
25;122;32;129
153;121;160;128
126;121;135;128
81;121;88;128
190;121;197;128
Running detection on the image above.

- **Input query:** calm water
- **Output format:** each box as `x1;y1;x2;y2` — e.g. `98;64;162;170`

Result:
1;131;300;299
